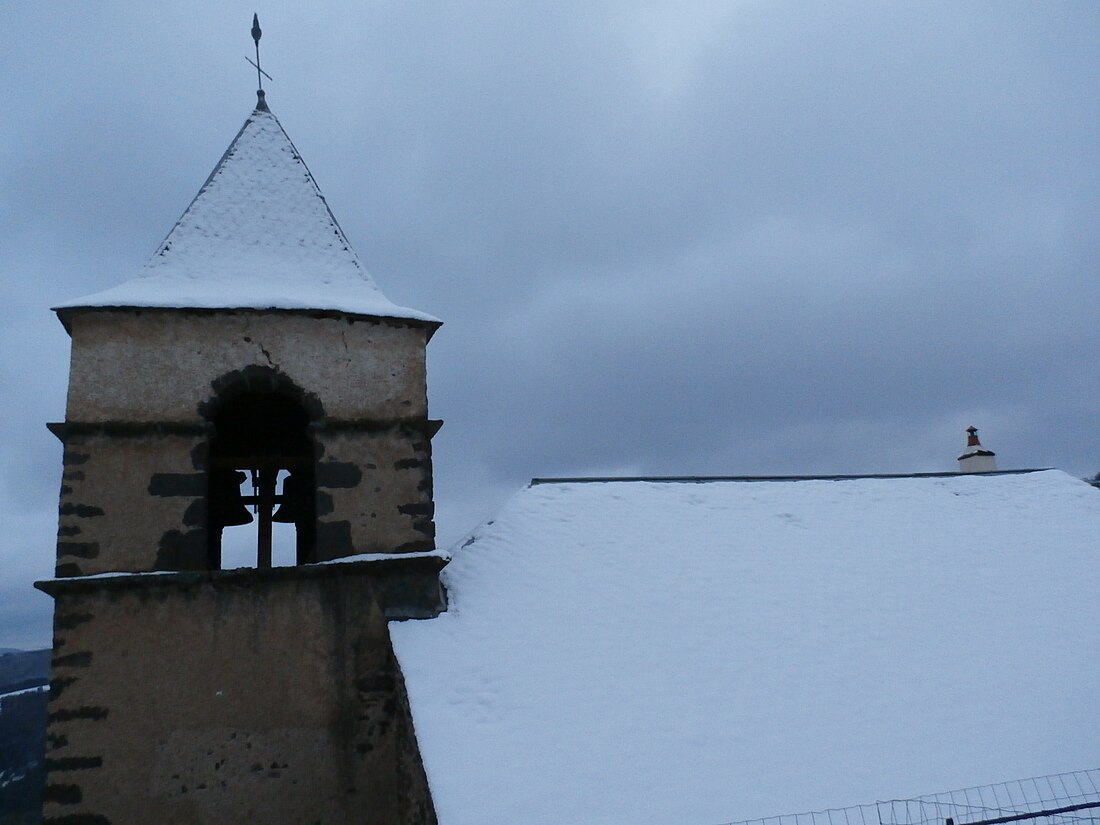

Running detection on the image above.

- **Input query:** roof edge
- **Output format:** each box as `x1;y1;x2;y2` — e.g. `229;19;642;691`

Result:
52;304;442;337
530;469;1054;485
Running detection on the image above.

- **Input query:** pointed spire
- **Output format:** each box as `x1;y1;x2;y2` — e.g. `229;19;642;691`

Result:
55;16;436;325
56;106;437;325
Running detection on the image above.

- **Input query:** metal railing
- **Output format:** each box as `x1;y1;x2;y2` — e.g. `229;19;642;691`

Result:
719;768;1100;825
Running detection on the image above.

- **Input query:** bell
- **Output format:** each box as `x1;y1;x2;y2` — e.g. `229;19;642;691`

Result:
209;468;253;528
272;472;312;524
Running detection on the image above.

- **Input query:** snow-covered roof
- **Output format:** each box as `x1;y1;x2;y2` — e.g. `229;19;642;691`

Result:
390;469;1100;825
56;100;437;323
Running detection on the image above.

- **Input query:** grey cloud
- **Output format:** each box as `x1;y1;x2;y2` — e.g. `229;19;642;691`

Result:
2;1;1099;646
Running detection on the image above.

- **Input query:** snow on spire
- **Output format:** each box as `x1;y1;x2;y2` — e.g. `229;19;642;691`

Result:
55;104;437;324
957;426;998;472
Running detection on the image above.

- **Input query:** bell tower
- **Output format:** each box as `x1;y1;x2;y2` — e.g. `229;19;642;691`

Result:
37;80;443;824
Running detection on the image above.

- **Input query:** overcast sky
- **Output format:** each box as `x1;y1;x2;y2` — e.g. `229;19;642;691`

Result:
2;2;1099;649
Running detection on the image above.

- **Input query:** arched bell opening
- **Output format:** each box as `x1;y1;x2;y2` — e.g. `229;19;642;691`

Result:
205;384;317;570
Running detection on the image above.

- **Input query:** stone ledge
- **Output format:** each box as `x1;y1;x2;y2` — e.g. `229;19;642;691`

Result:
48;421;211;440
54;304;443;336
47;417;444;440
312;418;444;437
35;554;448;620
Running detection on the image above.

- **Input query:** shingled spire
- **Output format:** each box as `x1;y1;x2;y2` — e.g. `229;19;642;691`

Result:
56;100;435;325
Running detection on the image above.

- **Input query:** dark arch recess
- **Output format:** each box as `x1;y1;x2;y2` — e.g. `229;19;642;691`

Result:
202;366;321;569
198;365;325;423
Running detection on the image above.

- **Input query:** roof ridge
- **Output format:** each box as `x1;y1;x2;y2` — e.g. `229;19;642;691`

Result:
530;468;1053;485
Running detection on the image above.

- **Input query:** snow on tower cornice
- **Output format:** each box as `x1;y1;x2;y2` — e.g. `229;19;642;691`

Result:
55;104;438;324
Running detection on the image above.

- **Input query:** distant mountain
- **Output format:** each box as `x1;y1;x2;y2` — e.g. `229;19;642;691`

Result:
0;651;50;697
0;650;49;824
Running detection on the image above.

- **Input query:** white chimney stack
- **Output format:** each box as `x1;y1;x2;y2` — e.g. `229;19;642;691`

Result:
957;426;998;473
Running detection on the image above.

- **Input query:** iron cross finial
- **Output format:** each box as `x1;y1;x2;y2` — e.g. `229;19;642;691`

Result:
246;13;274;110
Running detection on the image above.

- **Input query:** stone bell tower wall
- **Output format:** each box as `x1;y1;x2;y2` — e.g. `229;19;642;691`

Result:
313;425;436;558
54;431;208;577
53;308;439;574
63;309;431;422
38;562;442;825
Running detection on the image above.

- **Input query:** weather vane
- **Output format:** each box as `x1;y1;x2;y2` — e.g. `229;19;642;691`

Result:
245;13;273;107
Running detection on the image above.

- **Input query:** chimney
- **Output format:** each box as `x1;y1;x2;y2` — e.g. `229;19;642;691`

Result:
957;426;998;473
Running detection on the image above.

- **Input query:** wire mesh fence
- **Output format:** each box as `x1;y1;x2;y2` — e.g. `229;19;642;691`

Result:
718;768;1100;825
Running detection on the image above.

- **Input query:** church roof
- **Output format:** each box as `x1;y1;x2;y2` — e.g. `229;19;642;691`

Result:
391;469;1100;825
56;100;437;324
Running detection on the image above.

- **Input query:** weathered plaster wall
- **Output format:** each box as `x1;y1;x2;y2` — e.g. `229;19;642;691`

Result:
54;308;439;569
56;433;207;576
53;424;437;571
315;427;435;558
65;309;430;422
41;569;437;825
